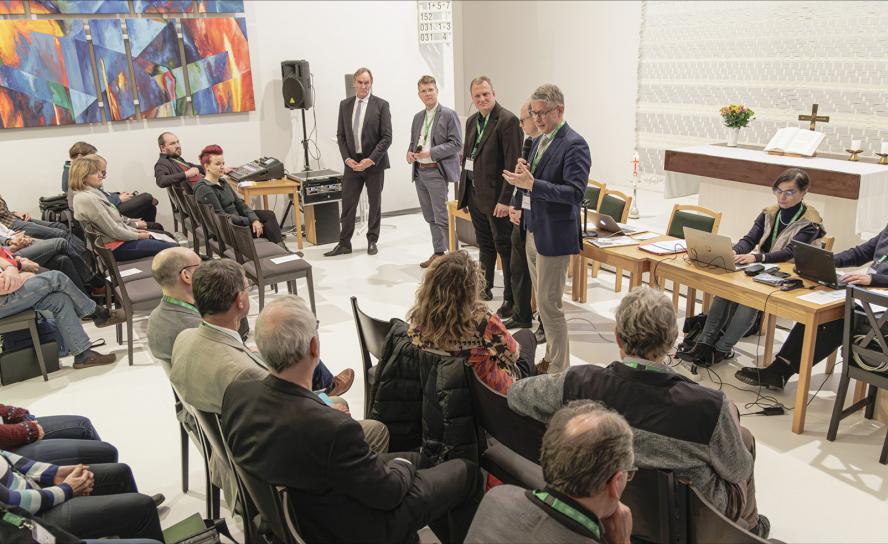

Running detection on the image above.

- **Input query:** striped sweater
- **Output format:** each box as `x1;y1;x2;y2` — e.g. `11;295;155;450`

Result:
0;450;72;513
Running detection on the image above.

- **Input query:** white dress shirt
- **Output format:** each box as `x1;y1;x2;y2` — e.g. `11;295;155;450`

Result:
352;96;369;154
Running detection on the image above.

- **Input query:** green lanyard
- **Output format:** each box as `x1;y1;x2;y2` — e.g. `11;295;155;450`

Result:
471;114;490;158
876;255;886;265
163;295;199;314
421;109;435;147
621;358;667;372
530;121;566;173
770;204;805;250
532;490;602;539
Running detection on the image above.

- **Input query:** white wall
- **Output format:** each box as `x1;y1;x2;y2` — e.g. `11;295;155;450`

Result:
456;1;641;186
0;1;454;226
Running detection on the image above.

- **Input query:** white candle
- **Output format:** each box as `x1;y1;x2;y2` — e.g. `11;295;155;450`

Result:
851;139;862;150
881;141;888;154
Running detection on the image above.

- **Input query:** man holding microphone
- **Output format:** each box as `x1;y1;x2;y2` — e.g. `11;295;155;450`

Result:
407;75;462;268
503;84;590;374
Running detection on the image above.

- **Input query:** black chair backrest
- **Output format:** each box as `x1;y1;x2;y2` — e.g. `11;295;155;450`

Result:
621;468;688;544
197;201;225;253
463;364;546;463
350;296;392;415
214;213;239;260
687;486;768;544
229;221;261;266
845;285;888;371
215;414;305;544
667;210;717;240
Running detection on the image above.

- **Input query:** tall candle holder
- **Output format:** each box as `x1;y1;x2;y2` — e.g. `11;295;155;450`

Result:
845;148;863;161
628;152;640;219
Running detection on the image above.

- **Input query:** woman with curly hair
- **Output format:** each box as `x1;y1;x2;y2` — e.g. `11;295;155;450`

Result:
407;251;535;393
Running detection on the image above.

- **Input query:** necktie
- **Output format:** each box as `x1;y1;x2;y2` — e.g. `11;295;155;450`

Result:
531;136;553;174
353;99;364;153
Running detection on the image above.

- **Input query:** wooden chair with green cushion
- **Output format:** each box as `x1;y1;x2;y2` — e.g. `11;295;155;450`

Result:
583;179;606;211
666;204;722;310
590;189;633;292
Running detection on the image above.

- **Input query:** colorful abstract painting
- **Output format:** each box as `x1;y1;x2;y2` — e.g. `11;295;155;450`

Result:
133;0;193;13
29;1;129;14
0;19;101;128
181;17;254;115
126;18;186;118
90;19;135;121
0;1;25;15
196;0;242;13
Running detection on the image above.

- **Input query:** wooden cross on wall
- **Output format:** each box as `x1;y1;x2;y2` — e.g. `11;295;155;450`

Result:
799;103;830;131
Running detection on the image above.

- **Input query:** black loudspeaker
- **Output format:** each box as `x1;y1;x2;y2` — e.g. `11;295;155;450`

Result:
281;59;312;110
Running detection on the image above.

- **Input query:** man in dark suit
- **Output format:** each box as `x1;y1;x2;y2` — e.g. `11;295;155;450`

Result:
326;67;392;257
504;84;590;374
154;132;205;194
407;75;462;268
457;76;522;314
222;295;481;544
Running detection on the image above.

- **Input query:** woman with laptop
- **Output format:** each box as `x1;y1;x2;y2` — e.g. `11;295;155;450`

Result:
677;168;825;367
737;223;888;389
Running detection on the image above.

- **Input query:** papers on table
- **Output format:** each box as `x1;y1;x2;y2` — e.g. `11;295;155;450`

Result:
149;232;177;244
238;181;256;188
798;290;845;305
590;236;639;249
631;231;660;241
119;268;142;278
269;254;303;264
640;240;687;255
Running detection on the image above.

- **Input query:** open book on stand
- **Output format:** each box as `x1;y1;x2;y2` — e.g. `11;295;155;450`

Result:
764;128;824;157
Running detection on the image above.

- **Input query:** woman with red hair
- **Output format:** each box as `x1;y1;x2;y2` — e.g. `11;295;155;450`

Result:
193;145;284;244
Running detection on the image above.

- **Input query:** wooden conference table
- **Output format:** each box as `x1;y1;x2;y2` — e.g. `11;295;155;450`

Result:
228;177;304;250
572;232;846;435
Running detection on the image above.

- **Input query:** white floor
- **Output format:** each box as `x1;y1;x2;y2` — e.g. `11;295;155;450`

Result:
4;184;888;543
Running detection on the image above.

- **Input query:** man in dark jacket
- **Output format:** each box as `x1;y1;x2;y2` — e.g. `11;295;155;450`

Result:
154;132;205;194
737;222;888;389
457;76;522;311
222;296;481;544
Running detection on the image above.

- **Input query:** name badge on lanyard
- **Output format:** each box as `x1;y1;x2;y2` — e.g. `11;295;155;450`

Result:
521;192;531;210
464;158;474;172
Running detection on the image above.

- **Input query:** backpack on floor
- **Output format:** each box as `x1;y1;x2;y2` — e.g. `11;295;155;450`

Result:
677;313;708;353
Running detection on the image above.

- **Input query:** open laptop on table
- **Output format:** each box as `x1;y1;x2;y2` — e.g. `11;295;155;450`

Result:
582;210;644;238
793;241;847;289
684;227;751;272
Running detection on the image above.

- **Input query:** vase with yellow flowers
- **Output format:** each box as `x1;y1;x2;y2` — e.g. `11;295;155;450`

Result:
719;104;755;147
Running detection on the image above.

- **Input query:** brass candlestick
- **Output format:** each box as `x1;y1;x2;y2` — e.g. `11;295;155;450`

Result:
876;152;888;165
846;148;863;161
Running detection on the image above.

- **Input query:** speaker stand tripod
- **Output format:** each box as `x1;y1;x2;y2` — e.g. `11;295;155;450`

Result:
280;108;313;231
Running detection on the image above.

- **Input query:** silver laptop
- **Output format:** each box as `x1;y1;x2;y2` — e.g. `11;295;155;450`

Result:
683;227;746;272
584;210;643;237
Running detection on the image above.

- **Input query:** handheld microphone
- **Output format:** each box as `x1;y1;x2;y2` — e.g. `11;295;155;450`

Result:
521;137;533;161
414;144;423;153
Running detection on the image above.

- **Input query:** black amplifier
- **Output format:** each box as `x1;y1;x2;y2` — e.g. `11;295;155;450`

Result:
228;156;285;183
289;169;343;205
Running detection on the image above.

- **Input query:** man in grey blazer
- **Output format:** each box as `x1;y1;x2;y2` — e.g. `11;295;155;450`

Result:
407;75;462;267
326;67;392;257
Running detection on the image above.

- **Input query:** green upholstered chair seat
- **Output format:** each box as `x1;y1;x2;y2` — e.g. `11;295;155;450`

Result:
668;211;717;239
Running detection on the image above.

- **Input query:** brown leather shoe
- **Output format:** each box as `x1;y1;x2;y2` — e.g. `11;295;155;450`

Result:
420;254;441;268
73;351;117;369
328;368;355;396
534;359;550;375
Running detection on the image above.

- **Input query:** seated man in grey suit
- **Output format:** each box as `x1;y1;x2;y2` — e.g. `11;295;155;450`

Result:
148;248;352;395
466;401;634;544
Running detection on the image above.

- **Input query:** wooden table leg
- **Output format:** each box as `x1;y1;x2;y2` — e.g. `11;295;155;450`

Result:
825;350;838;375
762;313;776;368
292;191;303;250
702;293;712;313
853;380;867;404
671;280;681;310
629;265;643;289
792;317;817;434
685;287;697;318
262;195;269;210
447;207;457;253
580;256;589;303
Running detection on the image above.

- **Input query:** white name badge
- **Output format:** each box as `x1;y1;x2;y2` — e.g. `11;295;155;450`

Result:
522;193;531;210
464;159;474;172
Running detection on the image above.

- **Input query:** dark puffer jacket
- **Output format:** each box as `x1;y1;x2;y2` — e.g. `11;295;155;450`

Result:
367;319;478;467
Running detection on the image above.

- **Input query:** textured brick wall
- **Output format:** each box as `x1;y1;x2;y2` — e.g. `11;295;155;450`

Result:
636;0;888;187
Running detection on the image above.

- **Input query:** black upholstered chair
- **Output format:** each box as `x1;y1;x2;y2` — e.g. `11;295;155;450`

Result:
350;296;392;417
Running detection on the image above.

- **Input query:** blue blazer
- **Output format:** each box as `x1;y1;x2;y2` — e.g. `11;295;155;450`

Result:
511;122;590;256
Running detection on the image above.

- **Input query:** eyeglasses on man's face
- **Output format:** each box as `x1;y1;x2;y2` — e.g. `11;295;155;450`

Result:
529;107;555;119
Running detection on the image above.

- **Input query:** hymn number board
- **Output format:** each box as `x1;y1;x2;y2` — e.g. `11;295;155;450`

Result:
417;1;452;45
